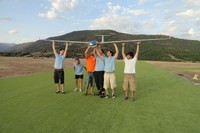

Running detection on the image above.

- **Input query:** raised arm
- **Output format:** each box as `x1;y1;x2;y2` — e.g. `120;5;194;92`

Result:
95;47;104;60
85;46;91;57
52;41;57;56
134;42;140;60
121;43;126;59
113;43;119;58
63;42;69;57
93;43;101;57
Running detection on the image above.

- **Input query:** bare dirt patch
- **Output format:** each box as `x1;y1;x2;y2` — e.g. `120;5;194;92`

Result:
146;61;200;84
0;56;77;78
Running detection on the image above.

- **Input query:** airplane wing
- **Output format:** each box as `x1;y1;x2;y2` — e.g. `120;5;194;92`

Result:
42;39;90;44
101;37;171;44
41;36;171;44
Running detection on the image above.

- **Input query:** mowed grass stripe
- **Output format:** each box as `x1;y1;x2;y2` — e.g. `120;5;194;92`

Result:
0;61;200;133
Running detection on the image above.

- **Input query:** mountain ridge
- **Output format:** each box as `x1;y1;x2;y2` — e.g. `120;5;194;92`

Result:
3;30;200;61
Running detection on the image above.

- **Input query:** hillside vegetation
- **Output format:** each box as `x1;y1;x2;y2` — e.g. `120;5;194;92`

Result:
4;30;200;61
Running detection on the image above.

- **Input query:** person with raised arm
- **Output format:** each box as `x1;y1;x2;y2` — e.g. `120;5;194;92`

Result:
84;46;96;96
95;43;119;99
52;41;68;94
93;44;105;97
122;42;140;101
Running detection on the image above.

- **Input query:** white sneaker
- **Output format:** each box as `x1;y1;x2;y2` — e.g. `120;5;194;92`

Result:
105;95;109;99
79;89;82;92
74;88;78;91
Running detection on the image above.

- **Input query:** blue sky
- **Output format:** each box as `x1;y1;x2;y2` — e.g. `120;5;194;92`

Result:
0;0;200;44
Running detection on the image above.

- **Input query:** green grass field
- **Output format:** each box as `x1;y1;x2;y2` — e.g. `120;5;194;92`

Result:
0;61;200;133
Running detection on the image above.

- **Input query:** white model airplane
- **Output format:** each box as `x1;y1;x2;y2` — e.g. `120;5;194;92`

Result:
42;35;171;46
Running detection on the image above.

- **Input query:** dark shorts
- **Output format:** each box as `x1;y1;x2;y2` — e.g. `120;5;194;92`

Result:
75;75;84;79
54;69;64;84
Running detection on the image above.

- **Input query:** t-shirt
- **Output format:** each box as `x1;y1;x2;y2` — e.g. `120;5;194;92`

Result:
74;62;85;75
54;54;65;69
86;56;96;72
124;57;137;74
104;56;116;72
95;55;105;71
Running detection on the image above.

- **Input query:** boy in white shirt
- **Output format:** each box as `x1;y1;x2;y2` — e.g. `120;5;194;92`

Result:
122;42;140;101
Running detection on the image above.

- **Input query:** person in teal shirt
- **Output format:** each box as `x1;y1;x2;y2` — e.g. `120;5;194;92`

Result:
95;43;119;98
52;41;68;94
73;58;86;92
93;44;105;97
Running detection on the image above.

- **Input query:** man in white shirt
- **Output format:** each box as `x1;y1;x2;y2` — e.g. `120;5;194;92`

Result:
122;42;140;101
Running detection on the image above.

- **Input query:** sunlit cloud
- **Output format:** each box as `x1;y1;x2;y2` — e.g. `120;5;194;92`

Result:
39;0;79;19
8;30;18;34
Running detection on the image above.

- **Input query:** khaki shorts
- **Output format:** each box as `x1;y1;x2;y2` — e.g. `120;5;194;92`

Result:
123;74;136;91
104;72;116;90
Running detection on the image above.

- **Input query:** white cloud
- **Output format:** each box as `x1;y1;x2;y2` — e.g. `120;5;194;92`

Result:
39;0;78;19
8;30;18;34
165;20;176;26
124;9;149;16
195;17;200;24
39;8;64;19
185;28;195;36
89;2;152;34
89;14;140;34
106;2;148;16
158;27;177;36
179;28;199;40
176;9;200;17
106;2;121;13
138;0;152;5
184;0;200;6
49;0;78;12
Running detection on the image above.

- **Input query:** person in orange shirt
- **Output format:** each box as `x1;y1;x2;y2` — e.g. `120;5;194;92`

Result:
84;46;96;95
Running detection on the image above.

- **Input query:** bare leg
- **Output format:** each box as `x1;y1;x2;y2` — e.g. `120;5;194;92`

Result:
131;91;135;97
85;87;88;95
125;89;128;97
112;88;115;96
75;79;78;89
56;84;60;92
90;87;93;95
80;79;83;89
61;84;64;92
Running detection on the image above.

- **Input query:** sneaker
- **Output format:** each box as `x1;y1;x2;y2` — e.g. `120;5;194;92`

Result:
124;96;128;100
105;95;109;99
61;92;65;94
96;92;101;96
79;89;82;92
55;91;60;94
112;95;116;99
100;94;105;98
74;88;78;91
131;96;135;101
